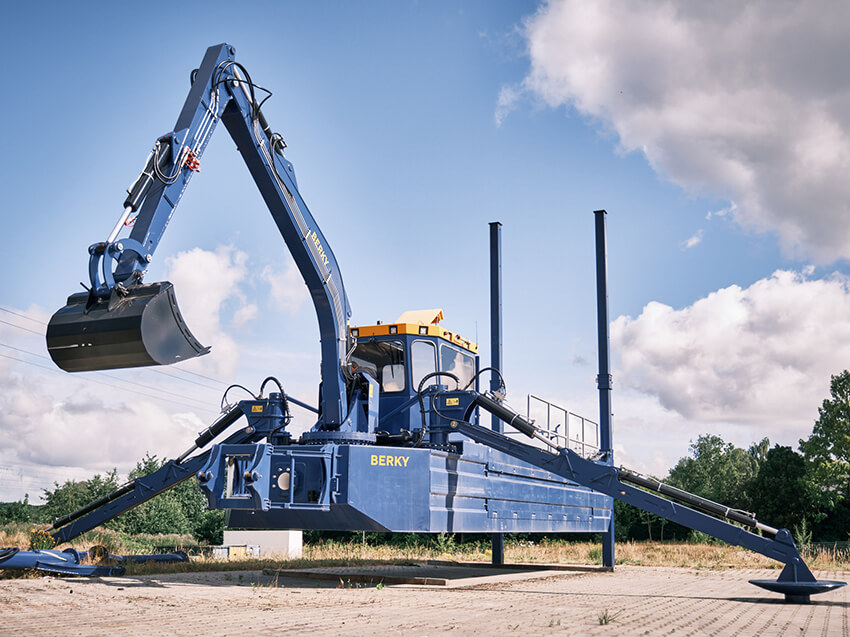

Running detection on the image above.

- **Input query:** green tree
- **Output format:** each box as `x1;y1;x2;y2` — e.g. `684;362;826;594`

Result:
637;507;669;541
193;509;226;545
0;494;33;523
800;370;850;507
115;454;208;536
612;499;641;539
613;492;690;541
748;438;771;465
749;445;813;532
42;470;120;525
37;453;220;541
667;434;763;511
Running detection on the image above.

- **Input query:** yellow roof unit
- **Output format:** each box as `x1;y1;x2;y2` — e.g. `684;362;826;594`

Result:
395;309;444;325
350;309;478;354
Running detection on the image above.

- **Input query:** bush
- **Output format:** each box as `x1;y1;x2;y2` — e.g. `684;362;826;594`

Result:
0;495;38;524
119;494;192;536
29;528;55;550
42;471;121;526
193;510;225;545
113;454;209;536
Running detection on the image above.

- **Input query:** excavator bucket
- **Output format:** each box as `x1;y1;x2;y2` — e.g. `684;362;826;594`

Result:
46;282;209;372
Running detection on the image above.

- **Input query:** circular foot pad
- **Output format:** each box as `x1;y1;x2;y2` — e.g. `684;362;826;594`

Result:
750;579;846;603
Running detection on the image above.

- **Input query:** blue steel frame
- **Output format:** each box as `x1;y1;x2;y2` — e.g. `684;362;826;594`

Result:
50;394;290;544
87;43;351;427
489;221;505;564
594;210;615;568
450;420;822;588
223;440;612;534
353;332;480;435
40;45;844;601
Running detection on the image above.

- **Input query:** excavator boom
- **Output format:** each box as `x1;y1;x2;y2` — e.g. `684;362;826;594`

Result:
45;43;351;426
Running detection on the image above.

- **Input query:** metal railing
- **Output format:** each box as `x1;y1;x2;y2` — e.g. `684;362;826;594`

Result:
524;394;599;458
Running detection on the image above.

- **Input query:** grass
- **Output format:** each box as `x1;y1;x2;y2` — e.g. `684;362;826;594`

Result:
598;609;621;625
2;524;848;577
0;523;202;555
508;538;850;571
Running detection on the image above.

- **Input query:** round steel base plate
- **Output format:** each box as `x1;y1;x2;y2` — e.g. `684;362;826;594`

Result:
749;578;846;603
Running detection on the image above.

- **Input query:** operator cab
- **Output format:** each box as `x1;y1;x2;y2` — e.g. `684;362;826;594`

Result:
349;309;479;435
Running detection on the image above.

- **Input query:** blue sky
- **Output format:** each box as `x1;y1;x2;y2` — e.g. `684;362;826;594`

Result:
2;1;849;502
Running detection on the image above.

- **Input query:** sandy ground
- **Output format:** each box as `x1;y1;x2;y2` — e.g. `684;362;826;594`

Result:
0;565;847;636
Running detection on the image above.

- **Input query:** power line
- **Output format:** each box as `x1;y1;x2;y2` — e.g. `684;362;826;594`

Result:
144;366;223;393
0;467;84;484
90;369;216;407
0;475;58;487
0;472;79;484
0;467;115;481
0;306;47;325
0;328;221;396
0;352;218;415
170;366;229;387
0;342;47;359
0;461;75;473
0;470;107;487
0;343;215;410
0;335;221;406
0;317;43;336
0;460;110;474
0;457;135;481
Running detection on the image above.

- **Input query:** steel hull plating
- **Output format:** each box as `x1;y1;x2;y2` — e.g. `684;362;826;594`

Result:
223;441;612;533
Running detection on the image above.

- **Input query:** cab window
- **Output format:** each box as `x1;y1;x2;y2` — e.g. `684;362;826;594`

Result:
411;340;437;390
351;340;405;392
440;345;475;389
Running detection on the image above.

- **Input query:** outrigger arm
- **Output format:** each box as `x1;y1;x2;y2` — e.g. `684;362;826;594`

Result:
450;417;845;603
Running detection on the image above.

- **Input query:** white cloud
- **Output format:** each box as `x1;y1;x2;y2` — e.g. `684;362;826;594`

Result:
495;85;522;127
0;244;322;502
165;245;250;378
514;0;850;263
0;244;284;503
232;303;259;328
0;314;212;502
611;269;850;434
706;203;737;220
262;259;309;315
682;230;703;250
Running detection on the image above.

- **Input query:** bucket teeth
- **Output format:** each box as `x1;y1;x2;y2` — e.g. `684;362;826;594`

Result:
46;281;209;372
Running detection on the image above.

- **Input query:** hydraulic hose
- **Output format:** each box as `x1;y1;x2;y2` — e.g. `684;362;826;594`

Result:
470;392;561;451
618;468;778;535
49;482;136;531
176;403;244;464
473;393;536;437
415;372;460;447
51;404;244;530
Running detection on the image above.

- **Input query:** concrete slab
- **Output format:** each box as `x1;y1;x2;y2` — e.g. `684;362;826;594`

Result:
264;560;607;587
222;529;302;558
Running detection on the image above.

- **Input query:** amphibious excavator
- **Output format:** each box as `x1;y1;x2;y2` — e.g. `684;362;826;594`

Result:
7;44;842;602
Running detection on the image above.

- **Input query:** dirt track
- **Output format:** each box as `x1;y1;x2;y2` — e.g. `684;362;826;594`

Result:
1;565;847;635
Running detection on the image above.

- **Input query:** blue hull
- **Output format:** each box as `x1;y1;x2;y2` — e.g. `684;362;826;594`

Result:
226;441;612;533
